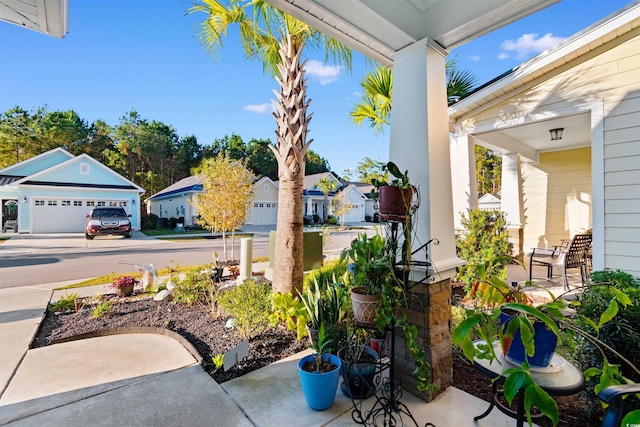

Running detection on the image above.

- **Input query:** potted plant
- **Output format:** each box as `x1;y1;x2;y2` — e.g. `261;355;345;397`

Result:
298;324;342;411
111;275;138;297
453;258;638;426
337;323;379;399
299;279;349;352
371;161;415;222
340;232;392;326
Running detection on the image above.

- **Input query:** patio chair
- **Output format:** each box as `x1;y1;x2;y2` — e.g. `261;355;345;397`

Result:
528;232;593;290
599;383;640;427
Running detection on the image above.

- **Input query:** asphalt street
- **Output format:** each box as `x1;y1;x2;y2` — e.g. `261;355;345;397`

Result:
0;226;375;288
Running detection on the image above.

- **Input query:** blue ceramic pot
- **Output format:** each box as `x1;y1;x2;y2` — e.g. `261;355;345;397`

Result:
499;311;557;367
298;353;341;411
338;346;379;399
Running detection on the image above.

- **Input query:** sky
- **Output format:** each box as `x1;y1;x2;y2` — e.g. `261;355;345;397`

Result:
0;0;633;178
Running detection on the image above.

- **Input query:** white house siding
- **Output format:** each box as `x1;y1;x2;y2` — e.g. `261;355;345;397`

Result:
340;187;366;223
522;148;592;250
455;31;640;275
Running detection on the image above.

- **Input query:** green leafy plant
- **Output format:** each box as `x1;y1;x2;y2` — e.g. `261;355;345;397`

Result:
453;263;638;426
303;258;349;292
218;279;272;339
340;231;392;295
172;268;213;306
91;302;113;318
370;161;411;193
212;353;224;371
49;293;79;313
312;324;333;372
269;292;310;340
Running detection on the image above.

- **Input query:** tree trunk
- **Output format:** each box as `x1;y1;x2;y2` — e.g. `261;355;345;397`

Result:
273;177;305;294
269;34;312;295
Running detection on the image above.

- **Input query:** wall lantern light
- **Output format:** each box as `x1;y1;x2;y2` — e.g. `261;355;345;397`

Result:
549;128;564;141
21;196;27;204
132;199;136;205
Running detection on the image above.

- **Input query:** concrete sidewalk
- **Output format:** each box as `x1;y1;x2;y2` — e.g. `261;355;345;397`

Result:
0;279;519;427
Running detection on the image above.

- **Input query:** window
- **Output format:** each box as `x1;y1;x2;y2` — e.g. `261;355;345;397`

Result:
97;201;106;207
109;201;118;206
35;200;45;206
74;201;82;206
47;200;57;206
119;201;127;207
80;163;89;174
61;200;71;206
87;201;95;207
264;184;269;192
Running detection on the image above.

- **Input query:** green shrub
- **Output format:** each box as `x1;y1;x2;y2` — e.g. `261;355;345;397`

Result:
218;280;273;339
303;258;349;292
91;302;113;318
455;209;510;292
168;217;179;228
141;213;158;230
573;269;640;417
173;268;213;306
49;293;79;313
327;216;338;225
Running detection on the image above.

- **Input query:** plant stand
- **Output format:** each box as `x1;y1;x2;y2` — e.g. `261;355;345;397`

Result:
344;216;437;426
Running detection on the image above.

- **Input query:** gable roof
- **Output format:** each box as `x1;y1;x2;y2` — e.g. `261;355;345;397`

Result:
13;153;144;192
253;176;278;189
146;175;203;201
344;182;375;199
449;2;640;121
0;147;73;177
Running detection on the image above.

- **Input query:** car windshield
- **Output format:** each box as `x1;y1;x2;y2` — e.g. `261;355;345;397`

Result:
92;208;126;218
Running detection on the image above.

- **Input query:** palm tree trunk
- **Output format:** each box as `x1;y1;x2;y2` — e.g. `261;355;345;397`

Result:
269;34;312;295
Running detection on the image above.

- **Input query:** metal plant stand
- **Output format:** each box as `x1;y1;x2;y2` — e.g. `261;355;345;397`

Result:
344;215;437;427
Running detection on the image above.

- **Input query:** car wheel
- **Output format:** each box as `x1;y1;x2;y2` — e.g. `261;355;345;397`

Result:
125;232;132;238
85;233;94;240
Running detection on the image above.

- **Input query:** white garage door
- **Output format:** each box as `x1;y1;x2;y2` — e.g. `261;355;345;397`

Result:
32;199;128;233
342;204;363;223
252;202;277;225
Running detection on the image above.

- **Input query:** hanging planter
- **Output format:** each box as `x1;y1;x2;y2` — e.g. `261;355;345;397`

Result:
377;185;414;222
351;287;381;326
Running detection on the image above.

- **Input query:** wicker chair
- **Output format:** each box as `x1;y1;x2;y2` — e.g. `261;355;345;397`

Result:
528;232;593;290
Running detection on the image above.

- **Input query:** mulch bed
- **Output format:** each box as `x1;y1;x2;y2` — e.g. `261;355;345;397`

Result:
33;284;603;426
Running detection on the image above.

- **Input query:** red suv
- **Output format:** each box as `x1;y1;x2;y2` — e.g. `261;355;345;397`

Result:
85;207;132;239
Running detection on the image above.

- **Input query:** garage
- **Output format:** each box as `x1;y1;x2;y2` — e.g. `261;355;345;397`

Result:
31;199;131;233
252;201;277;225
342;203;364;223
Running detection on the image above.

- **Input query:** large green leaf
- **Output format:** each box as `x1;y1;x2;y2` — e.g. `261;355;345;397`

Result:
503;303;560;335
622;410;640;425
598;299;619;328
524;383;559;426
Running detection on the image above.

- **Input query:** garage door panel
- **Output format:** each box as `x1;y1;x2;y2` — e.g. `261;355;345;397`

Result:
252;202;277;225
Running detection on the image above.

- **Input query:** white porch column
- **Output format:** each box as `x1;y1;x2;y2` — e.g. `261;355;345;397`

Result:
501;153;525;258
390;40;461;281
450;133;479;231
305;197;312;217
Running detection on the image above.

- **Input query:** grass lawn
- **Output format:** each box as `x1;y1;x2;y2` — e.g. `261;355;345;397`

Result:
56;256;270;290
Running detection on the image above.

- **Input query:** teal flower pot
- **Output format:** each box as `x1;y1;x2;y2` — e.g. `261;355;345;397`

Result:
298;353;341;411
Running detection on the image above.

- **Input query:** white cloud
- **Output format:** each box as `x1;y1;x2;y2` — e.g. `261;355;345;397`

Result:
499;32;565;59
243;103;272;114
497;52;510;60
468;55;481;61
304;60;343;85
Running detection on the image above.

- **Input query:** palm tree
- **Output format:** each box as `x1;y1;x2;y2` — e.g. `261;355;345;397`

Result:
316;176;338;223
350;59;477;133
190;0;351;294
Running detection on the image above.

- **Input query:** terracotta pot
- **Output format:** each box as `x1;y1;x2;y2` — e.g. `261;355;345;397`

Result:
351;287;381;326
115;284;134;297
377;185;413;222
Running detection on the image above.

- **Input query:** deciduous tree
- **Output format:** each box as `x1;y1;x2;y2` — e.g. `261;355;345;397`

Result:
194;153;254;261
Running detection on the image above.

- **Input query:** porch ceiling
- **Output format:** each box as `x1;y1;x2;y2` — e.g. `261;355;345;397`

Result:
0;0;68;38
264;0;559;66
473;112;592;162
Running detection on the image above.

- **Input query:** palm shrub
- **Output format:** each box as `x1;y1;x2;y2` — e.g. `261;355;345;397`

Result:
456;209;510;292
218;280;273;339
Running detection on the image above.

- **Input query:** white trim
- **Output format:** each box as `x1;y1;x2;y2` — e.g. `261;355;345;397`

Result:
591;100;605;272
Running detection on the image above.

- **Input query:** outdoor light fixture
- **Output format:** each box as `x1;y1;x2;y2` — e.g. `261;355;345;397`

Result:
132;199;136;205
21;196;27;204
550;128;564;141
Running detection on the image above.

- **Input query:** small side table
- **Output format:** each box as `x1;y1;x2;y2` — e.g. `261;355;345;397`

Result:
472;340;585;427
